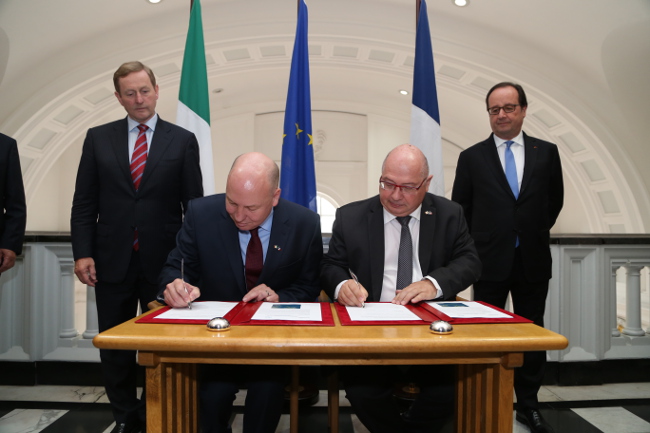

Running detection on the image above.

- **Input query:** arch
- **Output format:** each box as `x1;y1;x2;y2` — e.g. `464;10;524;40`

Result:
12;32;646;233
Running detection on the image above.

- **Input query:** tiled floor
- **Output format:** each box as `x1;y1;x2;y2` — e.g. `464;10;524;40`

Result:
1;383;649;432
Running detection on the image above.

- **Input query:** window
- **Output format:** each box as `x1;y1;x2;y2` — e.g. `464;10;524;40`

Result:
316;193;338;234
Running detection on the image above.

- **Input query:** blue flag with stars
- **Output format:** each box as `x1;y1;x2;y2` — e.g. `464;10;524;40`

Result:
280;0;317;212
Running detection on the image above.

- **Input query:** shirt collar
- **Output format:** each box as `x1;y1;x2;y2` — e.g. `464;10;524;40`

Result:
382;204;422;225
240;208;274;234
128;113;158;133
493;131;524;148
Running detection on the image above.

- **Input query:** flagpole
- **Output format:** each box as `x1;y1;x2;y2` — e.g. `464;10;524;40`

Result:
416;0;421;25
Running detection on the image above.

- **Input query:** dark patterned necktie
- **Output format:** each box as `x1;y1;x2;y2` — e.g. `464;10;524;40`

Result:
396;216;413;291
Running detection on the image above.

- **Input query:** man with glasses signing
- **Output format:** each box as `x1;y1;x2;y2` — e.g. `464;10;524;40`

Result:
321;144;481;433
452;82;564;433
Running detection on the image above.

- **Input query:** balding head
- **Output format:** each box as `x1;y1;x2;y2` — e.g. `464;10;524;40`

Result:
379;144;432;217
382;144;429;179
225;153;281;231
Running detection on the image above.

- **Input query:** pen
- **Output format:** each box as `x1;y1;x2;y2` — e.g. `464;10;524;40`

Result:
181;258;192;310
348;268;365;308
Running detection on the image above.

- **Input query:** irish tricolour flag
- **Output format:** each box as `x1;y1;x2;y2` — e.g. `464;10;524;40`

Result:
177;0;215;195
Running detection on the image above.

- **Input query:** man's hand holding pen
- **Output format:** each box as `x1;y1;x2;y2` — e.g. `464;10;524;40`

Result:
164;278;199;308
337;279;368;308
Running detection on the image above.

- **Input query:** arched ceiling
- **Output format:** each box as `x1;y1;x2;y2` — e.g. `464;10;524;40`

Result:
0;0;649;232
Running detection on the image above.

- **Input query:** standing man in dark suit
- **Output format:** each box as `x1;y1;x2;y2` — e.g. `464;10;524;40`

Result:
321;144;481;433
0;133;26;275
71;61;203;433
451;82;564;433
161;152;322;433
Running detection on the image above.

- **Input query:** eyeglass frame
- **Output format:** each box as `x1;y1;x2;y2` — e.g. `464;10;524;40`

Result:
487;104;520;116
379;177;428;195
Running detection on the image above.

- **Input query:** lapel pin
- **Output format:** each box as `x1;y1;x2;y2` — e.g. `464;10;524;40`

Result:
425;211;433;215
274;245;282;251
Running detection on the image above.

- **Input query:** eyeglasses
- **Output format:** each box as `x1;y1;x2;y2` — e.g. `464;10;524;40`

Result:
379;177;427;195
487;104;520;115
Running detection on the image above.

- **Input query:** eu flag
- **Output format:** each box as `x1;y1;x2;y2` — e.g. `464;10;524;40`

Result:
280;0;317;212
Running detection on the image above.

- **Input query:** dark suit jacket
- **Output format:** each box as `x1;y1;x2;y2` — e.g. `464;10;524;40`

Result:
0;133;26;255
451;132;564;282
158;195;323;303
71;116;203;284
321;193;481;302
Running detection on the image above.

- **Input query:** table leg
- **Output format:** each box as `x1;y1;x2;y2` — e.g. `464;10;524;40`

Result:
290;365;300;433
327;369;339;433
140;353;197;433
456;353;523;433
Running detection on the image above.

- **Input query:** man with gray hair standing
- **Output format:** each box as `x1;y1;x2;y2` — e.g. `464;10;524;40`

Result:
452;82;564;433
71;61;203;433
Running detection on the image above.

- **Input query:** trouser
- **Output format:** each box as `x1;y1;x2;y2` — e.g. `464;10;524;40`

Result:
95;251;158;425
473;247;550;410
198;364;288;433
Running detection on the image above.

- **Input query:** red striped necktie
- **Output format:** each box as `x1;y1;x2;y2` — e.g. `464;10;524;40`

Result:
131;124;148;191
131;124;148;251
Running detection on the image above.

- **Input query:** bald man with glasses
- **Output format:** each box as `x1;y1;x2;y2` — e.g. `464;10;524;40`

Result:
321;144;481;433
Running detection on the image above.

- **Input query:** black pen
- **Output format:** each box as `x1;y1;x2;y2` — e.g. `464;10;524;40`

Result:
181;258;192;310
348;268;365;308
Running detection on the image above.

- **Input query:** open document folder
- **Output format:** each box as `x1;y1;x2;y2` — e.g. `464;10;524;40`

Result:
419;301;533;324
335;301;533;325
334;302;438;325
136;301;335;326
425;301;512;318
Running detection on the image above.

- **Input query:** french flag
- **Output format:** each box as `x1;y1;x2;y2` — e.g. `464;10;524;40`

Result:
410;0;444;196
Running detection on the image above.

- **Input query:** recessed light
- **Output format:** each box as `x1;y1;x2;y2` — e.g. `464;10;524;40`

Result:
453;0;469;6
399;89;409;96
148;0;162;4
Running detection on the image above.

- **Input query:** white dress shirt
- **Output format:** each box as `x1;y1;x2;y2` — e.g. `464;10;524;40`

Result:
334;204;443;301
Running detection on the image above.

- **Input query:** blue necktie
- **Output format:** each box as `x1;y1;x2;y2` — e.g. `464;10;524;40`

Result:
504;141;519;199
504;141;520;247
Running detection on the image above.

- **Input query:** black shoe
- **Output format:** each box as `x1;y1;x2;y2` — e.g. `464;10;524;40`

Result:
516;409;554;433
111;421;142;433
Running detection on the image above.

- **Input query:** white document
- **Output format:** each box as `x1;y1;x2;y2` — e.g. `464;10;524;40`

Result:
345;303;422;321
252;302;323;322
156;301;239;321
425;301;512;319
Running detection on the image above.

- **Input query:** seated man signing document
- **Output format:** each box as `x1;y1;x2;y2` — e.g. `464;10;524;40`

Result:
321;144;481;433
159;152;322;433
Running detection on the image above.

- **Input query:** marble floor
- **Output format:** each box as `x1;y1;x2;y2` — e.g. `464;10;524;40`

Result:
1;383;650;432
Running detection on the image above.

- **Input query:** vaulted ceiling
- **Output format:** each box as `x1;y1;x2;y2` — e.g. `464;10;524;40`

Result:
0;0;649;232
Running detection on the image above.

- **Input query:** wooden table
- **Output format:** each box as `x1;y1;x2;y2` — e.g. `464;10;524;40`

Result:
93;304;567;433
